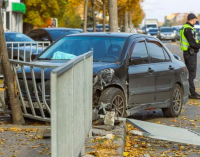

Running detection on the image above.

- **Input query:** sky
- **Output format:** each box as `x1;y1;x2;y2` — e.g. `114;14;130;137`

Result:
141;0;200;23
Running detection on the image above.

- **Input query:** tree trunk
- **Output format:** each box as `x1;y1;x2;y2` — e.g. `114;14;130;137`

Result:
119;16;123;32
109;0;118;32
124;10;128;32
103;0;106;32
0;10;25;124
83;0;89;32
128;11;133;32
91;0;96;32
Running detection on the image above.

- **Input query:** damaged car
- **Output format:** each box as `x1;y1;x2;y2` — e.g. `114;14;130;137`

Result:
17;33;189;118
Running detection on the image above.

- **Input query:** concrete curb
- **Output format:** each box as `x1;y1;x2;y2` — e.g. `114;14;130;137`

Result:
0;125;50;129
115;121;126;157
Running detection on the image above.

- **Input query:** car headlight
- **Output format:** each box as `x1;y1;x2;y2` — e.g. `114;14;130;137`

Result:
93;75;99;85
148;33;150;35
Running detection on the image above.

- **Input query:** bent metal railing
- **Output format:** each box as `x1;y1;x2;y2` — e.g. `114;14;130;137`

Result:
7;60;60;121
0;51;93;124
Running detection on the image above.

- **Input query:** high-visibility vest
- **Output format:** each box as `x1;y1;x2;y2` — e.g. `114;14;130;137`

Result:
180;24;199;51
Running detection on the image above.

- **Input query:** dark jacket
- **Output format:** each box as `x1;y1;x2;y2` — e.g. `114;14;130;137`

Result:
184;22;200;52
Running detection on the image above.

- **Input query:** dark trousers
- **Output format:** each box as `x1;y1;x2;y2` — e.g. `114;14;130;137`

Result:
183;52;197;95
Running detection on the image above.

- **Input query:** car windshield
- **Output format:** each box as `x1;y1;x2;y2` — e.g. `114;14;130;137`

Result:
146;25;157;28
195;20;199;25
160;28;173;32
39;36;126;62
5;33;34;42
48;30;80;41
148;29;158;32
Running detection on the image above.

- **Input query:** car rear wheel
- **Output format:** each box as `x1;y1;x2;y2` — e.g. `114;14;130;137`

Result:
162;84;183;117
99;87;126;117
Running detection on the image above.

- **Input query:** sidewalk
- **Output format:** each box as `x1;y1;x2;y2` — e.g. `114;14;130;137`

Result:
0;115;51;157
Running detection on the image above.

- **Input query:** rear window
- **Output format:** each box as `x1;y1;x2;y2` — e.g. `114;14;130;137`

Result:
160;28;173;32
148;29;158;32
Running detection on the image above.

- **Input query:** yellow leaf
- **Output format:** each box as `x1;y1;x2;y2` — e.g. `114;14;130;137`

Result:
123;152;129;156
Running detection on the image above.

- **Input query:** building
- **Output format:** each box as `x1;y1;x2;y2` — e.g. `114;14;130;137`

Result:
1;0;25;33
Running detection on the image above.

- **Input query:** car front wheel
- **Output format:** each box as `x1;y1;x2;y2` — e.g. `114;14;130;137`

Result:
99;87;126;117
162;84;183;117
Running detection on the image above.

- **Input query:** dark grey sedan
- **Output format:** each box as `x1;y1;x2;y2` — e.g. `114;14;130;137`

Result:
18;33;189;118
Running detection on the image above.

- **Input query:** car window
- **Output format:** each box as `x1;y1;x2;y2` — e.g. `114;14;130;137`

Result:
131;41;149;64
27;30;39;41
147;41;166;63
163;48;171;61
48;30;80;41
38;30;51;41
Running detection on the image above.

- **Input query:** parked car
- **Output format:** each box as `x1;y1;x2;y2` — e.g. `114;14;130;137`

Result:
5;32;44;61
27;28;80;43
157;27;177;42
147;28;159;37
18;33;189;118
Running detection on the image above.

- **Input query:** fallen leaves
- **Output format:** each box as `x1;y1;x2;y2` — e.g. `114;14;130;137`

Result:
87;137;120;157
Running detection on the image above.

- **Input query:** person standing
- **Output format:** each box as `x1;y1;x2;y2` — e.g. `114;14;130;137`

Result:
180;13;200;99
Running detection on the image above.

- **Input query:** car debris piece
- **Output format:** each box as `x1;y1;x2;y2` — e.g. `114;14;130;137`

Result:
104;111;115;126
128;119;200;146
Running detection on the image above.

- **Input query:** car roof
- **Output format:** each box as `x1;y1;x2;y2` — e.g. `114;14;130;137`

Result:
31;28;77;32
66;32;147;38
4;32;22;34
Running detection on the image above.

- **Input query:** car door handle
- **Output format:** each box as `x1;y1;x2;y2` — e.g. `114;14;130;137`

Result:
148;67;154;73
169;65;174;70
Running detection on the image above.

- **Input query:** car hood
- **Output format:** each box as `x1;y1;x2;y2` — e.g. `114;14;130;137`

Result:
17;61;119;80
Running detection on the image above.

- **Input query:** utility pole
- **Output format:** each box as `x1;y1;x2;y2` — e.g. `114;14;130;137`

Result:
0;0;25;124
109;0;118;32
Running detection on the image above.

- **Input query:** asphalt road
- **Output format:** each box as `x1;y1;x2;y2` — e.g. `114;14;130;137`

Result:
129;40;200;156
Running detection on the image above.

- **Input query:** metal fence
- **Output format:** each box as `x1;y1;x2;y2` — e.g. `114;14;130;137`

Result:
0;41;51;78
6;41;51;62
3;60;60;121
51;51;93;157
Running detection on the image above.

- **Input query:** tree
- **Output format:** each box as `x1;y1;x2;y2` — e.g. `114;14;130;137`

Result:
0;7;25;124
83;0;89;32
23;0;61;27
109;0;118;32
91;0;96;32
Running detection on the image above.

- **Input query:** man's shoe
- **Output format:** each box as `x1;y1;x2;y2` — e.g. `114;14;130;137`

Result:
189;94;200;99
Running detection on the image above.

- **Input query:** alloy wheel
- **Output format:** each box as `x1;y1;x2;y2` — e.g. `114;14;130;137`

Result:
111;95;125;117
173;89;182;113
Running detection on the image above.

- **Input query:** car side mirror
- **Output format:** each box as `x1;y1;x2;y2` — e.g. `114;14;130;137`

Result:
130;57;142;65
31;53;40;61
173;54;181;61
41;37;49;41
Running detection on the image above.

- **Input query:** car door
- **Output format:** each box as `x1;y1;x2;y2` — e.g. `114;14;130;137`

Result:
128;38;156;106
146;38;175;102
